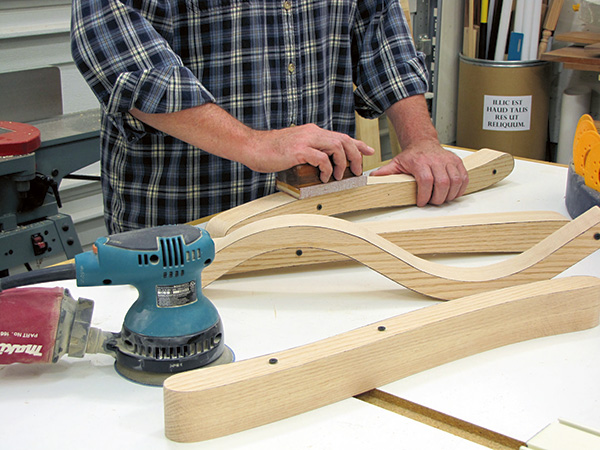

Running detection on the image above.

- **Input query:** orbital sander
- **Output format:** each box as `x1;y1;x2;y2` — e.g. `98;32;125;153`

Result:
0;224;233;385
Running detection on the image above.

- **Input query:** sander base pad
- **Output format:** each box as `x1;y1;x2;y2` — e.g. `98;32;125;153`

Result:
114;345;235;386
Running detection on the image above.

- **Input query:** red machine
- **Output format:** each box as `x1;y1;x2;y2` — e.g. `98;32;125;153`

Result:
0;121;41;156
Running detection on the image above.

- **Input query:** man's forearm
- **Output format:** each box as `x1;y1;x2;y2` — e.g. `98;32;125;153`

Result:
130;103;257;165
385;94;439;149
375;94;469;206
130;104;374;181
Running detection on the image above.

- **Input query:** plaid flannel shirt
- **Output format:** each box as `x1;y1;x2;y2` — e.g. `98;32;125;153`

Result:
71;0;428;233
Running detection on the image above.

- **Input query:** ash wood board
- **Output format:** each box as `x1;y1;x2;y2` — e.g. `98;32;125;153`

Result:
204;149;514;237
541;46;600;72
164;276;600;443
214;211;569;276
202;207;600;300
554;31;600;45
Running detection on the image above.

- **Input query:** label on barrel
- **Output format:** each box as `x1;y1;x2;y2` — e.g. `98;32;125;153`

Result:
483;95;532;131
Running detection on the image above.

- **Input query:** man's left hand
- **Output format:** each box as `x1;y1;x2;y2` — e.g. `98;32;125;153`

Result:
370;141;468;207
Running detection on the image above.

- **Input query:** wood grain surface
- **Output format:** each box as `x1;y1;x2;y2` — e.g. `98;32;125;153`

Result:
165;276;600;443
201;207;600;300
204;149;514;237
213;211;569;276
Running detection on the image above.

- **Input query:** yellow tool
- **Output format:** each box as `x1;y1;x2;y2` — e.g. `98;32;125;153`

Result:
566;114;600;218
584;139;600;191
572;114;600;191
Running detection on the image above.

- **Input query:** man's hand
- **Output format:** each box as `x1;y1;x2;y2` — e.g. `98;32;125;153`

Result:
371;142;468;206
374;95;468;206
248;124;374;183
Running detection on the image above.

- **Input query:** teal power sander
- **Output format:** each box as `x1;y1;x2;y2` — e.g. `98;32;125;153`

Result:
0;225;233;385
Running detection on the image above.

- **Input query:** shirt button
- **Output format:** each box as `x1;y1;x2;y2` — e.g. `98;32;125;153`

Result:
283;1;292;10
288;63;295;73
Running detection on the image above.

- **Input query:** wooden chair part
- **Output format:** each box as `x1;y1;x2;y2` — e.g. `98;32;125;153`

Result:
357;116;403;172
164;276;600;443
202;207;600;300
217;211;569;276
356;114;384;171
204;149;514;237
538;0;564;58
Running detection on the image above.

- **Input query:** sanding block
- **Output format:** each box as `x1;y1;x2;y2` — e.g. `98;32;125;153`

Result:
276;162;367;199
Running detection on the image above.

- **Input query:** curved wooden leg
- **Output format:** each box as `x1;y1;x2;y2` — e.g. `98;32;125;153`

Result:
164;276;600;443
205;149;514;237
218;211;569;276
202;207;600;300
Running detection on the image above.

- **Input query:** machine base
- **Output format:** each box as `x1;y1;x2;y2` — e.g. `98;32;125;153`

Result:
114;345;235;387
565;163;600;219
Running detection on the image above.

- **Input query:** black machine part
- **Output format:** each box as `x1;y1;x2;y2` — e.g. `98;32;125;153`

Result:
110;320;234;386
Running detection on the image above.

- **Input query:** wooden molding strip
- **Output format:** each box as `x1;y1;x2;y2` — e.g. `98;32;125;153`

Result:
202;207;600;300
216;211;569;276
164;276;600;443
204;149;514;237
554;31;600;45
355;389;526;450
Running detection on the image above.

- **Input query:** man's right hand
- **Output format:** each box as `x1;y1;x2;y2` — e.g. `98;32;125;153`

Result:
247;124;374;183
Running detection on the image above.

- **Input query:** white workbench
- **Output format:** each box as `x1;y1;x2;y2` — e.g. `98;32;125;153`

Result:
1;149;599;449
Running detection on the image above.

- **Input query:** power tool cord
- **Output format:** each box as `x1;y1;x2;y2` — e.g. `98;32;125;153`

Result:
0;264;77;292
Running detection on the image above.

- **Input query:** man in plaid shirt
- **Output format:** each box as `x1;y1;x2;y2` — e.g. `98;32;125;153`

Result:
71;0;468;234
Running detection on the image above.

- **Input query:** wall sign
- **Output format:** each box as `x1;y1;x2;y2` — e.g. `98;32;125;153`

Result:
483;95;532;131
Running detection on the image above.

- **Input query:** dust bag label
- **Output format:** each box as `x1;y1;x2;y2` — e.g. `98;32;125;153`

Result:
483;95;532;131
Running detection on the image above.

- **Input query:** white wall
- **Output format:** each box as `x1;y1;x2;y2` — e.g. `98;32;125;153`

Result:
434;2;463;145
0;0;98;114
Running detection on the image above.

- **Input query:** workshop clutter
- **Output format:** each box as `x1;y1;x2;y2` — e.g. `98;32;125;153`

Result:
457;0;558;161
462;0;553;62
456;55;550;161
